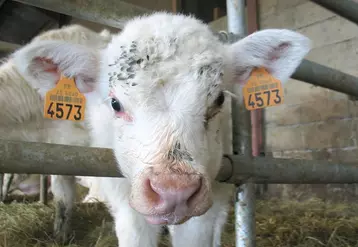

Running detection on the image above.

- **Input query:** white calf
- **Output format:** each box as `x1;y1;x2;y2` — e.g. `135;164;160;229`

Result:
0;24;112;243
11;12;311;246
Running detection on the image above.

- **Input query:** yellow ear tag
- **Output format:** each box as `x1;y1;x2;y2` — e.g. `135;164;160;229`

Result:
43;75;86;121
243;67;284;111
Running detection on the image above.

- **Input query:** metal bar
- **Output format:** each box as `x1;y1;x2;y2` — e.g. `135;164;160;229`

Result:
0;173;3;201
291;59;358;98
1;174;13;202
0;40;20;58
226;5;249;155
226;155;358;184
236;178;255;246
247;0;258;35
39;177;48;204
12;0;151;30
39;175;48;204
2;139;358;184
0;139;119;177
226;0;256;246
0;40;21;52
226;0;246;36
309;0;358;26
0;41;19;58
172;0;182;13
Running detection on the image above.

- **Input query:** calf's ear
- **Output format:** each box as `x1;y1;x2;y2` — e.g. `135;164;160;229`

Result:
228;29;311;85
12;40;100;98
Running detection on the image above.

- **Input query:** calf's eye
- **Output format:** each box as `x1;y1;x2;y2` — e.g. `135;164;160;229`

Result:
111;98;123;112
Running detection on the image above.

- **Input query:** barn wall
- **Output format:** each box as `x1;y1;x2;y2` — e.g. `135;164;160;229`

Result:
260;0;358;202
209;1;358;202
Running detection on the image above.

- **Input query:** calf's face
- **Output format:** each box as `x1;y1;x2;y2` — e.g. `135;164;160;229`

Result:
13;13;311;225
94;15;232;225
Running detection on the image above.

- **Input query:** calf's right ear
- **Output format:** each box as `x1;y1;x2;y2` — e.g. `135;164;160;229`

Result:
12;40;100;98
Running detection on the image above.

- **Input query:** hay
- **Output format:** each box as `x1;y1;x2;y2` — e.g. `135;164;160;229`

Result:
255;198;358;247
0;201;115;247
1;196;358;247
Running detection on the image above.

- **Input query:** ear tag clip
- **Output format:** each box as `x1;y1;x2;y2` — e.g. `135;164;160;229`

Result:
43;75;86;121
243;67;284;110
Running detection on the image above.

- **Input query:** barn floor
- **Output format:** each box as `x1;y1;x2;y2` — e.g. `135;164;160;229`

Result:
1;188;358;247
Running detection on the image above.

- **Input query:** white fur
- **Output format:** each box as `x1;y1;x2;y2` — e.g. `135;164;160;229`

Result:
75;176;107;202
0;24;113;242
15;12;311;246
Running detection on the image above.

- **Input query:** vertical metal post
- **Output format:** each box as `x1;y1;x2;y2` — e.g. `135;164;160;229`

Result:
236;178;256;246
226;0;246;35
0;173;3;201
39;175;48;204
226;0;256;246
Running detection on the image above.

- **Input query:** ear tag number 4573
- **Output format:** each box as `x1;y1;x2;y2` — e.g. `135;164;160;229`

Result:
43;75;86;121
243;67;284;111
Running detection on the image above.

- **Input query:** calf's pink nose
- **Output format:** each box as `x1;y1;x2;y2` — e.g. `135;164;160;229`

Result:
147;175;202;213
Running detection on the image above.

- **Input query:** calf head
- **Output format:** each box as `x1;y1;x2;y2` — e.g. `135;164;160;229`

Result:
18;13;311;225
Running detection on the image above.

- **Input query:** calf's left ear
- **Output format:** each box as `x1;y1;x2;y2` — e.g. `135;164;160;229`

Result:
12;40;100;98
228;29;311;85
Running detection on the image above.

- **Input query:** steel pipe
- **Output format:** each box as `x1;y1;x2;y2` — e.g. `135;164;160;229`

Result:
1;139;358;184
226;0;256;246
226;0;246;36
236;179;256;246
0;173;3;201
39;175;48;204
0;40;20;58
226;155;358;184
291;59;358;98
0;139;119;177
310;0;358;26
0;40;20;51
12;0;151;30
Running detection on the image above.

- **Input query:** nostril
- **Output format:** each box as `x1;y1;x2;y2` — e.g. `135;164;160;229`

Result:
186;177;202;203
149;178;160;195
145;178;161;205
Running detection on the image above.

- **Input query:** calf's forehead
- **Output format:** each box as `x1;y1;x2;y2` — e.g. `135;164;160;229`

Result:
100;13;228;104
